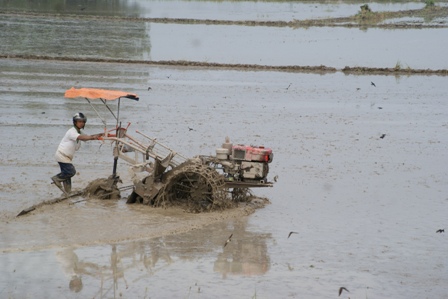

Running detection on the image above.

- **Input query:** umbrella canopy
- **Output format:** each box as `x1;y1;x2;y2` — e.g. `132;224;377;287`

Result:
64;87;139;101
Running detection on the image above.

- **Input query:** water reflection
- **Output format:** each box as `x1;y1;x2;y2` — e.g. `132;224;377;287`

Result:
56;245;136;297
0;0;142;16
0;14;152;60
1;1;447;69
214;222;270;278
214;239;270;277
54;221;271;297
56;248;84;293
0;0;426;21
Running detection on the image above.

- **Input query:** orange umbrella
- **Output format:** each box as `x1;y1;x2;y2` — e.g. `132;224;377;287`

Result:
64;87;139;101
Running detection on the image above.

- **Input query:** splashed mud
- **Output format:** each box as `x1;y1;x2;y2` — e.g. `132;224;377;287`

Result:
2;194;269;253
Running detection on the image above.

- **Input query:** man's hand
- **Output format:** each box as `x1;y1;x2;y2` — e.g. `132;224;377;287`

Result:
91;133;104;140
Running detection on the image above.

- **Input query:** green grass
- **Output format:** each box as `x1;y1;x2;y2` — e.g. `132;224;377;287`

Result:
425;0;436;8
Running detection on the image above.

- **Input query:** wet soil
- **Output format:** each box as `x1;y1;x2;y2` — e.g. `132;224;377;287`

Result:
3;197;269;253
2;54;447;75
1;56;447;299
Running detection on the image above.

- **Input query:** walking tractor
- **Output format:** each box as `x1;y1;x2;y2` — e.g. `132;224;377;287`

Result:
65;87;275;212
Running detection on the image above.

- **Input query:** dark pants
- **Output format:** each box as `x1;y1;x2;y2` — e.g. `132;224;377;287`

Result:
53;162;76;193
56;162;76;180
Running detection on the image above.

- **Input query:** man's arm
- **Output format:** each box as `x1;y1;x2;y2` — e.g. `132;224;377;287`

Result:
77;134;102;141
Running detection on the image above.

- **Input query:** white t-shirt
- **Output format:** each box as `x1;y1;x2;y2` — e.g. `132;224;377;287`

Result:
55;127;81;163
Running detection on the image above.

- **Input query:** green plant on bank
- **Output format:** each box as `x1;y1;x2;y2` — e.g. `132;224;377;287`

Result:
395;60;402;71
356;4;385;23
359;4;373;18
424;0;435;8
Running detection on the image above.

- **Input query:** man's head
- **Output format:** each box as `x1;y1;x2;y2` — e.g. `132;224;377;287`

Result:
73;112;87;129
69;275;83;293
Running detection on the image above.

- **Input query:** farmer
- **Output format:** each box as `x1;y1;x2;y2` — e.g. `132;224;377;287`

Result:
51;112;101;194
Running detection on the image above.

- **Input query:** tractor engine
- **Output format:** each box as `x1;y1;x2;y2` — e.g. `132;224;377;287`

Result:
215;137;273;183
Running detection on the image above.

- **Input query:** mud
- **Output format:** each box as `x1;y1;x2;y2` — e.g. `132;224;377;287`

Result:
1;56;447;299
83;177;121;200
2;54;448;75
2;195;269;253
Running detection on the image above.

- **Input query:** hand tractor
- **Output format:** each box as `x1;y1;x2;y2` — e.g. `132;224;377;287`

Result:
64;87;274;212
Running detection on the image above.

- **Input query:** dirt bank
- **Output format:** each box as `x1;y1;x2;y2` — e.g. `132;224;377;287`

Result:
2;55;448;75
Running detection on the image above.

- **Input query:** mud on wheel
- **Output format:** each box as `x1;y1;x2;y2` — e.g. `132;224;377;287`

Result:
154;161;232;212
231;188;254;203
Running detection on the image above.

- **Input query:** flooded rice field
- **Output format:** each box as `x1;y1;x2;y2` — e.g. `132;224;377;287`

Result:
1;1;448;298
0;0;437;20
2;0;448;70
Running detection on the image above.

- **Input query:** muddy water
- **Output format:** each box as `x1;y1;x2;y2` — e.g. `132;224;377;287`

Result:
1;1;448;298
1;58;448;298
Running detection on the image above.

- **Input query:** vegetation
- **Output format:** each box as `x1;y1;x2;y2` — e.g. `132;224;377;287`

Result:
425;0;436;8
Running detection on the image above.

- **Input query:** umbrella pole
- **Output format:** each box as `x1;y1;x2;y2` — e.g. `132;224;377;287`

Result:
85;98;107;126
112;98;121;178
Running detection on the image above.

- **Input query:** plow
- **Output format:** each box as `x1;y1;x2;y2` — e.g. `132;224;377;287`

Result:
19;87;275;216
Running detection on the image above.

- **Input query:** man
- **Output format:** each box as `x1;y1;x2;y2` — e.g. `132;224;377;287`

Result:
51;112;101;195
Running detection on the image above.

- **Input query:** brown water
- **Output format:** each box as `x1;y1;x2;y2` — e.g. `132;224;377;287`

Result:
1;1;448;298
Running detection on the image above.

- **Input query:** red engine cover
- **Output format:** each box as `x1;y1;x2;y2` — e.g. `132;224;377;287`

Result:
232;145;273;162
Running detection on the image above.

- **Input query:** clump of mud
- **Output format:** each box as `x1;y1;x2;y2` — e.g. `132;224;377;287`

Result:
231;188;271;211
83;176;121;199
